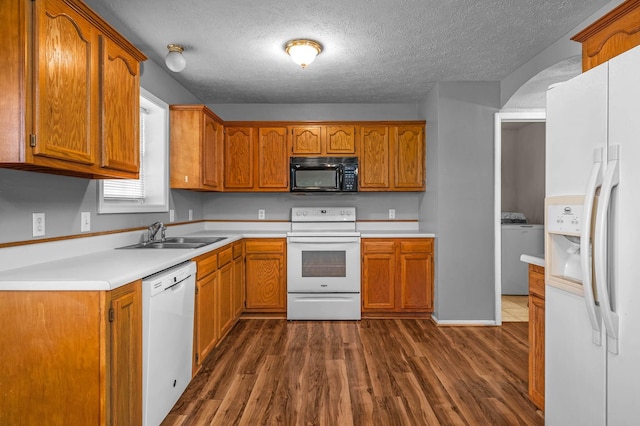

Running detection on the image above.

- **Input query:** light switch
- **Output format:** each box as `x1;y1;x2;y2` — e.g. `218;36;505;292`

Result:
389;209;396;219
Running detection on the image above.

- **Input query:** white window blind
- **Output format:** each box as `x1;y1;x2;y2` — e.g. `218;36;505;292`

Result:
103;108;146;200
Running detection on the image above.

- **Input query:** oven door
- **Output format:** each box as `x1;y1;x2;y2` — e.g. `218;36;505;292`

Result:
287;236;360;293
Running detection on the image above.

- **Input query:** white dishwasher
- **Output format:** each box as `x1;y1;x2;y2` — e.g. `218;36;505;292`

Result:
142;261;196;426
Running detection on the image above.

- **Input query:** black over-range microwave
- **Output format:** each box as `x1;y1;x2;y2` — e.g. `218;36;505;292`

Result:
290;156;358;192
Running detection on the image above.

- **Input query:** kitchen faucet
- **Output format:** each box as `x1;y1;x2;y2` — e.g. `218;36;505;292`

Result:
147;221;166;242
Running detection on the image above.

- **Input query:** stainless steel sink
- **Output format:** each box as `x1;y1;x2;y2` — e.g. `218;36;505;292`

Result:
117;236;227;249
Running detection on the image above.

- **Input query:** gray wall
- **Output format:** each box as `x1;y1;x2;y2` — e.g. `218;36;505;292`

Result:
501;123;546;224
419;82;500;322
204;192;419;221
209;103;423;121
0;59;204;244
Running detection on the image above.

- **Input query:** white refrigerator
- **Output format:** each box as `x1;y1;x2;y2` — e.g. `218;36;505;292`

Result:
545;43;640;425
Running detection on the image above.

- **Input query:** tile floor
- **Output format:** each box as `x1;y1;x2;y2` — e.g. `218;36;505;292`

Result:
502;295;529;322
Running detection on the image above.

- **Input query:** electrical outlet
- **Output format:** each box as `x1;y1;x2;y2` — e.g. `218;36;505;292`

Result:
169;209;175;222
81;212;90;232
32;212;45;237
188;209;193;221
389;209;396;219
258;209;266;220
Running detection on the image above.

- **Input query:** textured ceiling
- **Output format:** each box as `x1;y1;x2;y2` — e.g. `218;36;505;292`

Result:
86;0;610;104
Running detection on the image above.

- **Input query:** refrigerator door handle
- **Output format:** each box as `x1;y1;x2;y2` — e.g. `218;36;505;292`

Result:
594;146;620;355
581;148;604;346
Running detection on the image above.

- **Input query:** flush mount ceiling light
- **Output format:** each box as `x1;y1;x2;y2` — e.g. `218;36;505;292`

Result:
165;44;186;72
285;39;322;69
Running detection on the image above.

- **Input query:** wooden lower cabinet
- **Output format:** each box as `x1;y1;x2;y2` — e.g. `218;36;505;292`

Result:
217;247;234;340
232;242;245;318
245;238;287;312
193;242;245;374
528;264;545;410
362;238;434;316
0;280;142;425
193;251;218;373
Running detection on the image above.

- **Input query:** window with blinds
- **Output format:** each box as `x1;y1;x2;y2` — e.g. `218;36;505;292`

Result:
102;109;146;200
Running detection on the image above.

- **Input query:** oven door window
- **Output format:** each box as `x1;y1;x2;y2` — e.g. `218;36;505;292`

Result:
302;251;346;277
295;169;338;189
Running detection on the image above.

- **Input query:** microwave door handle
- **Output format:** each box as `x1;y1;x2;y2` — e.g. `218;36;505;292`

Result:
337;167;344;190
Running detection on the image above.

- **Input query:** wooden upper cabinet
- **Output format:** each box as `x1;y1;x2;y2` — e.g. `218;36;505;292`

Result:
0;0;146;179
170;105;224;190
224;127;255;189
359;123;425;191
394;125;425;190
33;0;96;167
572;0;640;72
326;126;357;154
257;127;289;190
359;126;391;189
100;36;141;175
290;126;323;155
290;125;356;156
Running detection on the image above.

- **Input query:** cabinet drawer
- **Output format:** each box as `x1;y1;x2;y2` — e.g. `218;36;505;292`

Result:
245;239;285;254
362;240;396;253
195;252;218;280
400;239;433;253
529;269;545;299
233;242;243;259
218;246;233;267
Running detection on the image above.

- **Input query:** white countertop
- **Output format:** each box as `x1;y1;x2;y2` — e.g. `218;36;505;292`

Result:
520;254;545;267
0;234;243;291
0;222;434;291
360;231;435;238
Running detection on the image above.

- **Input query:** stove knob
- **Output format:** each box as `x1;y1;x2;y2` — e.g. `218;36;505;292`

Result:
347;211;352;215
340;210;345;215
302;211;307;216
296;211;301;216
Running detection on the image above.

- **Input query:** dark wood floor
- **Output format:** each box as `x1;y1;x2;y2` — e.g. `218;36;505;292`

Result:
163;319;543;425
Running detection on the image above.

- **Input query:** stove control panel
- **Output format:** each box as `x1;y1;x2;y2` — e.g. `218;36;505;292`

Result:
291;207;356;222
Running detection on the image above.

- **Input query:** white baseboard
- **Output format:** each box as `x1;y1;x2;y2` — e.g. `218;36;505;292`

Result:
431;315;498;326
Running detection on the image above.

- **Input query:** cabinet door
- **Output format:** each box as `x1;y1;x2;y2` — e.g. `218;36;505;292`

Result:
399;252;433;310
290;126;323;155
362;241;396;310
195;274;217;366
394;126;425;190
109;280;142;426
359;126;391;189
258;127;288;190
99;35;140;176
233;254;245;318
203;114;223;188
245;253;286;311
217;262;234;339
224;127;254;189
326;126;356;154
529;294;545;410
33;0;96;165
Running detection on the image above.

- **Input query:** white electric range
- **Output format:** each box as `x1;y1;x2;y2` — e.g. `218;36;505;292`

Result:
286;207;361;320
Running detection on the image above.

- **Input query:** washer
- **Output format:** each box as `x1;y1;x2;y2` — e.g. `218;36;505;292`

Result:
501;213;544;295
